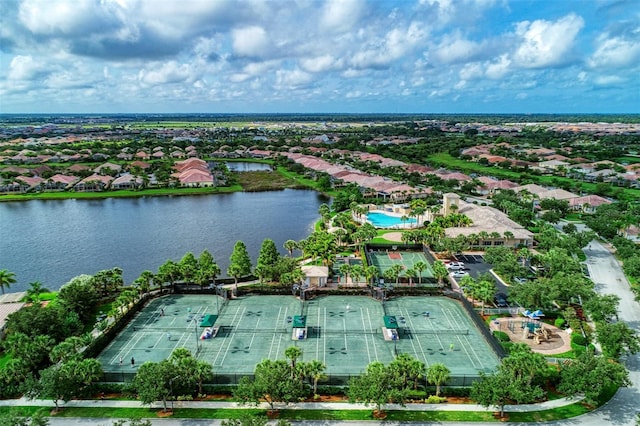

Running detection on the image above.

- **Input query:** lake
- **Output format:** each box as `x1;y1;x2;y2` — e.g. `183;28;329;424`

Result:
0;189;327;292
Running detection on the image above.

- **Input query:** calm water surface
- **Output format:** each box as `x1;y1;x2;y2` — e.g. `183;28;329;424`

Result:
0;189;326;292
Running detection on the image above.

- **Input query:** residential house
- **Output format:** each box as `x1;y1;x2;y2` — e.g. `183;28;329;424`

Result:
567;195;612;213
94;162;122;175
111;173;144;190
74;174;113;192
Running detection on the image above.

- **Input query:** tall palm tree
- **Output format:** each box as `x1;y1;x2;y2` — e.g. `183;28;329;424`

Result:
426;363;451;397
284;346;303;379
0;269;16;295
283;240;298;257
350;264;364;285
305;359;327;396
339;263;352;285
414;261;427;285
364;265;378;288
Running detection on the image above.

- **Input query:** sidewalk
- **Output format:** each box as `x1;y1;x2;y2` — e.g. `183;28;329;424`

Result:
0;395;583;413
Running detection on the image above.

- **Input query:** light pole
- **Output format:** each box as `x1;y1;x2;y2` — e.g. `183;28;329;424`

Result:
194;321;200;354
215;284;220;314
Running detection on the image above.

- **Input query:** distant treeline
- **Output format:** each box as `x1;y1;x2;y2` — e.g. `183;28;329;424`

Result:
2;112;640;125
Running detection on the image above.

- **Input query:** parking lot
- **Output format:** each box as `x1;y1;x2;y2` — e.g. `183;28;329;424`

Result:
447;253;512;307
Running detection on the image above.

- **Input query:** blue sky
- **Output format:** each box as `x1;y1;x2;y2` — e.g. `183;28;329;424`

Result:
1;0;639;114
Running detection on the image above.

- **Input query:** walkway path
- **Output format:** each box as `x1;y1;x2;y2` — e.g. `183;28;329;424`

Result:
0;394;582;426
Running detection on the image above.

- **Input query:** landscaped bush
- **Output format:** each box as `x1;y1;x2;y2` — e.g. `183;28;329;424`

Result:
571;333;587;346
425;395;447;403
554;318;566;329
441;387;471;397
501;341;515;353
493;330;510;342
315;385;346;396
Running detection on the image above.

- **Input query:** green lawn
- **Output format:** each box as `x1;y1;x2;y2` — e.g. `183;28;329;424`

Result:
0;186;243;202
0;403;594;423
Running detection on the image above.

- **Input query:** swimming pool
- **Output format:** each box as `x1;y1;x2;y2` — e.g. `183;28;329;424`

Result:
366;211;417;228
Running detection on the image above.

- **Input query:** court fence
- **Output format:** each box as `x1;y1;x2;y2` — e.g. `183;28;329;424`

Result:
445;290;506;359
100;371;484;387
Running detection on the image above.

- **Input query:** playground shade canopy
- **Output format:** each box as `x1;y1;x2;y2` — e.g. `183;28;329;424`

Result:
292;315;306;328
384;315;399;329
199;314;218;327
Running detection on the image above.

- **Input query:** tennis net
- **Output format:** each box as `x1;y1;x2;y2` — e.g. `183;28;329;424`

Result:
308;327;380;336
403;328;469;336
131;326;199;333
219;326;290;334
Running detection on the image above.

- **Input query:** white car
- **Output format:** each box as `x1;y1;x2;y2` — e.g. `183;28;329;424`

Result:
447;262;466;270
450;270;469;278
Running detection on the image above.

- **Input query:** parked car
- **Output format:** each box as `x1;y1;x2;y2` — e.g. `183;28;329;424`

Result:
494;293;508;307
447;262;466;270
450;270;469;278
513;277;527;284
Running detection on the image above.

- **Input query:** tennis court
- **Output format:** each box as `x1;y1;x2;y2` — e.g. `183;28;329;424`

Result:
98;294;225;374
98;294;499;382
368;250;435;281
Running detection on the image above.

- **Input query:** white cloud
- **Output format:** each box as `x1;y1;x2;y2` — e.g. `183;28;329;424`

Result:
513;13;584;68
350;21;427;69
459;63;484;80
433;34;480;63
8;55;48;80
300;55;342;73
138;61;193;86
232;26;269;57
320;0;364;32
589;32;640;68
485;54;511;79
594;75;626;85
19;0;111;36
275;68;314;89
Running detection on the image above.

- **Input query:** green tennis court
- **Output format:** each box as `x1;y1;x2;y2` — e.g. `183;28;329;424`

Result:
98;294;499;384
368;250;435;280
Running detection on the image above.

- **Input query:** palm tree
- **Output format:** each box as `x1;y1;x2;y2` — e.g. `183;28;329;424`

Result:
414;261;427;285
26;281;45;303
364;265;378;288
0;269;16;295
387;264;405;286
503;231;514;244
404;268;418;286
476;279;496;315
306;359;327;396
426;363;451;397
333;228;348;246
350;264;364;285
431;261;448;287
284;240;298;257
284;346;303;379
518;247;532;268
339;263;352;285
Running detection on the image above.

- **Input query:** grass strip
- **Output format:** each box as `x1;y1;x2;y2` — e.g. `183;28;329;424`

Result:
0;403;592;422
0;186;243;202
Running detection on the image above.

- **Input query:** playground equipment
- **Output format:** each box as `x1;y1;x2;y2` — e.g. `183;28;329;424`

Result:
524;309;545;320
533;327;551;344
